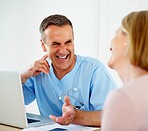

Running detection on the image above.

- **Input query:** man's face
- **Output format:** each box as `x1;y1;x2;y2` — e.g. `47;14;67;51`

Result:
42;25;75;71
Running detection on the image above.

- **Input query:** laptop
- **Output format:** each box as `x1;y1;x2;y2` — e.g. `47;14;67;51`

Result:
0;70;54;129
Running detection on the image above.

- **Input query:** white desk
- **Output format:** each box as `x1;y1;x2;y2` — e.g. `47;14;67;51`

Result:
0;124;22;131
0;124;101;131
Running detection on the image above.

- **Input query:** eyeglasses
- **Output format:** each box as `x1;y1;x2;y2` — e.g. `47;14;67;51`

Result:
59;88;84;109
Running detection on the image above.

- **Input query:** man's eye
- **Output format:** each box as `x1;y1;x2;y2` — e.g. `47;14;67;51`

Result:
66;42;72;45
52;43;59;46
65;40;72;45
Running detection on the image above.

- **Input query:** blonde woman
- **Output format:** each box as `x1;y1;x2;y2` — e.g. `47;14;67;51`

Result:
102;10;148;131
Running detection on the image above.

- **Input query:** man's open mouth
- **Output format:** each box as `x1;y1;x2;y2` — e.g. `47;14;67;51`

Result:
56;54;69;59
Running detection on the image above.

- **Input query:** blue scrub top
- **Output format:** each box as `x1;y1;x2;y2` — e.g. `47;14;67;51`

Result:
23;55;117;116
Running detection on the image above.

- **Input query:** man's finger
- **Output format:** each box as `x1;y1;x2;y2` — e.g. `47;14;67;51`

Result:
38;62;49;74
49;115;56;121
40;54;48;60
64;96;71;106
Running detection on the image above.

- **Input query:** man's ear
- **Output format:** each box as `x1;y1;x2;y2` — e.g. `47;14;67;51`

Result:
41;40;47;52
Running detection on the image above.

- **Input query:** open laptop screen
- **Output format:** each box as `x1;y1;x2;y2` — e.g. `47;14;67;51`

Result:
0;71;54;128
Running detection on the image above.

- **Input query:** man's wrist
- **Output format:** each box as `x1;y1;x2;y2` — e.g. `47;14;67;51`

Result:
21;74;27;84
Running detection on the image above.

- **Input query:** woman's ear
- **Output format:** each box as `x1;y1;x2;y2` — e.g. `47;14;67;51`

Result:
41;40;47;52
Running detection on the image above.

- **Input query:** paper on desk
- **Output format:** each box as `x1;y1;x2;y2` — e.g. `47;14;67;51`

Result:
22;123;100;131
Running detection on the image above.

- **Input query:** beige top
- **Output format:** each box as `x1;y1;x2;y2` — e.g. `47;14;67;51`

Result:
101;75;148;131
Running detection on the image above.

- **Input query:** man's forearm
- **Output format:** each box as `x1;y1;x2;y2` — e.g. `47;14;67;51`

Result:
72;110;101;127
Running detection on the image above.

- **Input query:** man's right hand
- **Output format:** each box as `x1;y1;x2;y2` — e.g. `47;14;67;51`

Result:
21;54;50;83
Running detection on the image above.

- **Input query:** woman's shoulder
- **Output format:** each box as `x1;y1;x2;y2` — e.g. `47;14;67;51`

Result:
105;74;148;111
121;74;148;94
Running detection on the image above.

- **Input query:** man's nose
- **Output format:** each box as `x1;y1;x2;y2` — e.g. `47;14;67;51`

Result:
59;45;67;54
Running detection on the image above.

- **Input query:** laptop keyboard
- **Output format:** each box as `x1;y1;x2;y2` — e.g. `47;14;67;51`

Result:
27;118;40;123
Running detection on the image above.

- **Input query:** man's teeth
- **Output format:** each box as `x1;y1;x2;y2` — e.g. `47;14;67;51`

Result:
59;55;67;59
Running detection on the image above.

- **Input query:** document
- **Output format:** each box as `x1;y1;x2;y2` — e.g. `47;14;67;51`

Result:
22;123;100;131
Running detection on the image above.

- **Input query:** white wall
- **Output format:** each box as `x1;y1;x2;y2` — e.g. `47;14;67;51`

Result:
99;0;148;64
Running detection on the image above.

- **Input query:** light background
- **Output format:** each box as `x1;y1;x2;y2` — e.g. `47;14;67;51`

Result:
0;0;147;114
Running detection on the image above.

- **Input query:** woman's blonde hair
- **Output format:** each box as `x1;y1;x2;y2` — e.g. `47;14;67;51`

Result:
121;10;148;71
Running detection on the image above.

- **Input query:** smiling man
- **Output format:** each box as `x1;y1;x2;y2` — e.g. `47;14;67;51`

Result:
21;14;117;127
